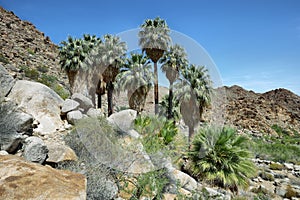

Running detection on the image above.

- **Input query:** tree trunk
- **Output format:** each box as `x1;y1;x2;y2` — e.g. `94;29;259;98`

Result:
168;83;173;119
67;70;77;94
107;81;114;116
97;93;102;109
154;62;159;115
188;124;194;147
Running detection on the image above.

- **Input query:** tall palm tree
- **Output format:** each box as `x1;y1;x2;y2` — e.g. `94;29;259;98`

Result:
115;53;153;114
160;44;188;119
139;17;171;114
59;34;101;94
94;34;127;116
188;127;257;192
175;64;212;144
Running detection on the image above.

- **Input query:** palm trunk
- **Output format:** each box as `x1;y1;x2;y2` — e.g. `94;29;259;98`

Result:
67;70;77;94
154;62;159;115
168;83;173;119
188;124;194;147
97;93;102;109
107;81;114;116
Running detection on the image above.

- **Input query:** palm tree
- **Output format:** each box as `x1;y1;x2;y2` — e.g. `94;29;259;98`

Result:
94;34;127;116
158;94;181;122
59;34;101;94
175;64;212;144
115;53;153;114
188;126;257;192
139;17;171;114
160;44;188;119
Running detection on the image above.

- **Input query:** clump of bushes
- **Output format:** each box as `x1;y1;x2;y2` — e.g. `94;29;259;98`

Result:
0;53;9;64
269;163;284;170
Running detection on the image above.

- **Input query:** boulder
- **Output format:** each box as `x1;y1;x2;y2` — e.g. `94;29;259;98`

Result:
167;167;200;192
67;110;83;125
61;99;80;114
86;107;102;118
0;64;15;101
0;101;33;153
7;80;64;134
107;109;137;132
0;154;86;199
71;93;94;113
0;150;8;155
46;142;77;163
23;136;48;164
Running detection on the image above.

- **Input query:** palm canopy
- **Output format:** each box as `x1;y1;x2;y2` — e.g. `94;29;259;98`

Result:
116;53;153;93
115;53;153;113
175;64;212;111
138;17;171;62
160;44;188;84
59;34;101;72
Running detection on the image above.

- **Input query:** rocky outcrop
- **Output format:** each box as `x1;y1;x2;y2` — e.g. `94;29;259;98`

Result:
222;85;300;134
8;80;64;134
0;6;67;85
0;154;86;199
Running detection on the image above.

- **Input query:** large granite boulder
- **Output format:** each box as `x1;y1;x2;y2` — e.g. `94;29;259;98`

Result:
0;101;33;153
8;80;64;134
107;109;137;132
71;93;94;113
0;155;86;199
0;64;15;101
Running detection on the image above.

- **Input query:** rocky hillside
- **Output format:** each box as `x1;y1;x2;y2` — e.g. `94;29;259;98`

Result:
0;6;68;89
223;85;300;135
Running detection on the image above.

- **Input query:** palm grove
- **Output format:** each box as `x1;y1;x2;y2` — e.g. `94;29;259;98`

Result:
59;17;257;193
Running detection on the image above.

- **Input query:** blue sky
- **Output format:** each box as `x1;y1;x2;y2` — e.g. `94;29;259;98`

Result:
1;0;300;95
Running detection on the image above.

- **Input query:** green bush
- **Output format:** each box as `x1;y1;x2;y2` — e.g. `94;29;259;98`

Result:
38;74;57;87
247;138;300;163
53;84;69;99
188;126;257;190
120;169;169;199
37;65;49;73
20;65;39;80
271;124;289;136
0;53;9;64
269;163;284;170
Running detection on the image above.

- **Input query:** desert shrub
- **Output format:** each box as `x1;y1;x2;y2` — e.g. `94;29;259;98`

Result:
119;169;169;199
269;163;284;170
20;66;39;80
134;115;178;146
271;124;289;136
248;138;300;163
285;185;298;199
36;65;49;73
38;74;57;87
0;53;9;64
60;117;121;199
52;84;70;100
188;126;257;190
27;48;35;55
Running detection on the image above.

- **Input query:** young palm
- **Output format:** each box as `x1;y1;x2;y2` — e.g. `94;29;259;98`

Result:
139;17;171;114
115;53;153;114
94;34;127;116
188;127;257;192
158;94;180;121
160;44;188;119
59;34;101;94
175;64;212;144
